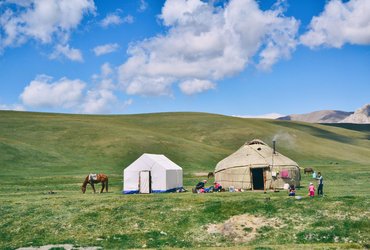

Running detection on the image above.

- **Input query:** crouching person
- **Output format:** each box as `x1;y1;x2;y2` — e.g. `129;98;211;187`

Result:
213;181;222;192
193;180;208;193
288;184;296;196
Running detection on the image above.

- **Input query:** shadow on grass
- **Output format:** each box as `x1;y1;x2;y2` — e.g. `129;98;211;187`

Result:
273;122;356;144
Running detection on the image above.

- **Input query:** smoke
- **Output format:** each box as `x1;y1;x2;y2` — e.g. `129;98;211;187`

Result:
272;131;296;149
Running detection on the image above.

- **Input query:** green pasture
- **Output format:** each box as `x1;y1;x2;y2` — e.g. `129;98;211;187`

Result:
0;111;369;249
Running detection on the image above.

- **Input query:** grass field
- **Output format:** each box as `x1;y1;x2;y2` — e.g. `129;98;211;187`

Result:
0;111;369;249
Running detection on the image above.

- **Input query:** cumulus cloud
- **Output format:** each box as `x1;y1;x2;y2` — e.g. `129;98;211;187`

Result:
100;13;133;28
300;0;370;48
49;44;83;62
139;0;148;12
0;103;25;111
179;79;216;95
18;63;133;114
100;13;123;27
93;43;120;56
118;0;299;96
79;63;118;113
80;88;117;114
20;75;86;108
0;0;95;52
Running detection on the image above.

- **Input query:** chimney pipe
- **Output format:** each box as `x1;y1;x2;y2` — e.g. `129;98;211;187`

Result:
273;140;276;154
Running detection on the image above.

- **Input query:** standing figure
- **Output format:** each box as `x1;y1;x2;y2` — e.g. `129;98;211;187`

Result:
316;172;324;196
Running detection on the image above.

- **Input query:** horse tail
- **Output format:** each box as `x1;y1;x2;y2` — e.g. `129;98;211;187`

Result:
106;178;109;192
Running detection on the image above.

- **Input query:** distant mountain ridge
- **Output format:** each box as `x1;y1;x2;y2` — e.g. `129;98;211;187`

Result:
277;103;370;124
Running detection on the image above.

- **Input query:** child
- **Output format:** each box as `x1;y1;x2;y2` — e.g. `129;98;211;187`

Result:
308;182;315;198
288;184;296;196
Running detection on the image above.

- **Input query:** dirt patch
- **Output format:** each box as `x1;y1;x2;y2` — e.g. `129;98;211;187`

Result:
193;172;209;177
206;214;281;243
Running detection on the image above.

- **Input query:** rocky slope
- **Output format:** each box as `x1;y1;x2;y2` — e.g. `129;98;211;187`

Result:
340;104;370;123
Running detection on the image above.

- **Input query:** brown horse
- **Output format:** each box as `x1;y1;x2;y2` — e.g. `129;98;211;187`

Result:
81;173;108;193
304;168;314;174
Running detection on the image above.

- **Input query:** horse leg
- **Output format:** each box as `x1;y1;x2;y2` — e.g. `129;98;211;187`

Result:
91;183;96;193
106;180;108;193
100;182;105;193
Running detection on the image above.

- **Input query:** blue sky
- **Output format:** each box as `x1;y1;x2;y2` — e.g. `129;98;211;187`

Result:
0;0;369;116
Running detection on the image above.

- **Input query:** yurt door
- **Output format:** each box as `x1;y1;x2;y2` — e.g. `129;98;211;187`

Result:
139;171;151;194
251;168;264;190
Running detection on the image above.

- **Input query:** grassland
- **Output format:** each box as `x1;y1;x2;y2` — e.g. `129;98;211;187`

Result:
0;111;369;249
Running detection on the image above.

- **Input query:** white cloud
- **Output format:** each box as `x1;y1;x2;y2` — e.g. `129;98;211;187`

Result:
123;15;134;24
300;0;370;48
118;0;299;96
139;0;148;12
20;75;86;108
0;0;95;51
101;13;122;27
125;76;174;96
0;103;25;111
93;43;120;56
79;63;118;114
179;79;216;95
100;12;134;28
123;98;133;108
80;88;117;114
49;44;83;62
18;63;131;114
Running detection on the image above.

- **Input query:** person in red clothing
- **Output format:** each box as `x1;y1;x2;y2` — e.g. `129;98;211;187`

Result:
308;182;315;198
213;182;222;192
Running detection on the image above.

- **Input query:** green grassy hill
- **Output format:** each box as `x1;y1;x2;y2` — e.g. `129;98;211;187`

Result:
0;111;369;249
1;110;369;176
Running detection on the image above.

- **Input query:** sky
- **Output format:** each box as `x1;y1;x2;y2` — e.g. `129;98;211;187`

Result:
0;0;369;116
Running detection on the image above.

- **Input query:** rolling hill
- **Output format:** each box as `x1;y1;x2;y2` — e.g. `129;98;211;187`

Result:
1;110;370;249
1;110;369;177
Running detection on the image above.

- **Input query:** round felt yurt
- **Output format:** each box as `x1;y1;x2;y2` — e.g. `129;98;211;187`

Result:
214;139;301;190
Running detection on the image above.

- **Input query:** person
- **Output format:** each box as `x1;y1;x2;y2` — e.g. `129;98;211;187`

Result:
195;180;207;191
308;182;315;198
213;182;222;192
316;172;324;196
312;171;317;179
288;184;296;196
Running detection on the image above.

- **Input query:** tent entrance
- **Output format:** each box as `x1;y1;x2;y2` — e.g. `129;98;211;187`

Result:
251;168;265;190
139;171;151;193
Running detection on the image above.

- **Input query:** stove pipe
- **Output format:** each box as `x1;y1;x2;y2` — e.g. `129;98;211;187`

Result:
273;140;276;154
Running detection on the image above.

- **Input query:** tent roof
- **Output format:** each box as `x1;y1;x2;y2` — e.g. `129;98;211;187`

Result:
144;153;182;170
215;139;298;172
125;153;182;171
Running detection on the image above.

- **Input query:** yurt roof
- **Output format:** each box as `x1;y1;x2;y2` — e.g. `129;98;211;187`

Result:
215;139;298;172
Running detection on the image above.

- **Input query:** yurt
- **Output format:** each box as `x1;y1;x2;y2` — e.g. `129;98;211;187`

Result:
123;153;183;194
214;139;301;190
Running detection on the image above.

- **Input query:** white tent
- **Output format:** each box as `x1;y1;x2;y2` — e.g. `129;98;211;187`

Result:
123;153;183;194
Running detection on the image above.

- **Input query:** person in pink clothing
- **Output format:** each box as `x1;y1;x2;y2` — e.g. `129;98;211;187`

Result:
213;182;222;192
308;182;315;198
